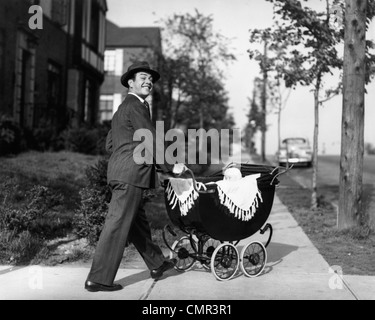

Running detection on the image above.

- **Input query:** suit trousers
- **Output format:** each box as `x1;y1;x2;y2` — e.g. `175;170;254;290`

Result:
87;181;166;286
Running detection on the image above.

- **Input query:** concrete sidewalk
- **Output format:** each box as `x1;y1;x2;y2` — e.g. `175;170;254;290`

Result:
1;195;374;300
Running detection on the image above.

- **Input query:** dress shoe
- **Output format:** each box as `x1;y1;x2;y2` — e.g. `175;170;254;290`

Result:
150;259;177;279
84;280;123;292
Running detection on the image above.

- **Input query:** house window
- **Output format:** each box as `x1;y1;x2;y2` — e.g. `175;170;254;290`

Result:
82;79;98;125
13;31;36;128
104;50;116;75
99;95;113;122
84;80;91;123
89;1;100;50
47;62;62;109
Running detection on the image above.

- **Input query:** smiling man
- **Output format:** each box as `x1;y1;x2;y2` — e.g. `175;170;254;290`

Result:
85;61;185;292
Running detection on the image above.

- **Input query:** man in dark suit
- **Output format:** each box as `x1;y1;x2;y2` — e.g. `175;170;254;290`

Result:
85;61;185;292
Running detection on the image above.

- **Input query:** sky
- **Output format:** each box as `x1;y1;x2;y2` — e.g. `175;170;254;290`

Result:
106;0;375;155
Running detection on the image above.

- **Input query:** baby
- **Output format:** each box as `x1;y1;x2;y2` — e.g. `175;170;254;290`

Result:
223;167;242;181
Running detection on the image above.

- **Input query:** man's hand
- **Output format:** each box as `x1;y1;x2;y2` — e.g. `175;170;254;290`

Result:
172;163;187;176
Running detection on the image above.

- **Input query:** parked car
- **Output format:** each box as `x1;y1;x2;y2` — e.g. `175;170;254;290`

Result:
276;137;313;167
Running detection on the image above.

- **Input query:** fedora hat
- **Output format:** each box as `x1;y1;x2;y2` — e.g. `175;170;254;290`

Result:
121;61;160;88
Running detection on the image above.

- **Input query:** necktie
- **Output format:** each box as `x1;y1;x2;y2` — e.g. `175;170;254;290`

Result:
144;100;151;119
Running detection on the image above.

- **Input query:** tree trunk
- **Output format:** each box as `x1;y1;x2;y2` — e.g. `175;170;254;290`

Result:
338;0;367;229
277;102;281;156
311;77;321;210
261;41;268;163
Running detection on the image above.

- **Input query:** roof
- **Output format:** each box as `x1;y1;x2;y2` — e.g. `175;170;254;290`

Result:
106;20;161;50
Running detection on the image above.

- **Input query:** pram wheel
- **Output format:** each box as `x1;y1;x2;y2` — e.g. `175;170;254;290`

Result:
169;236;196;271
201;238;221;270
240;241;267;277
210;243;239;281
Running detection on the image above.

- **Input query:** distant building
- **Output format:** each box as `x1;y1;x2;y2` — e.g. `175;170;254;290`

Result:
100;20;162;123
0;0;107;133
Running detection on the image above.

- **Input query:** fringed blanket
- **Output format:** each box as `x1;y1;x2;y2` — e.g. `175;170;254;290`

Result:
165;174;262;221
215;173;263;221
165;178;205;216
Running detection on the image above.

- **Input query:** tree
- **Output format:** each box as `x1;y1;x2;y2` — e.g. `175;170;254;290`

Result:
254;0;343;209
158;55;197;130
249;30;272;162
338;0;375;229
159;10;236;151
243;75;288;156
260;36;269;163
249;26;295;163
244;78;263;154
268;78;292;157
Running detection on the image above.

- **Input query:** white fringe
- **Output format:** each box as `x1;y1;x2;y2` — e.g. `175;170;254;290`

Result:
216;185;263;221
165;181;203;216
166;179;262;221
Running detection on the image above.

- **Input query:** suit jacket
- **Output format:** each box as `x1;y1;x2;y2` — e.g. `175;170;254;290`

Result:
106;94;173;188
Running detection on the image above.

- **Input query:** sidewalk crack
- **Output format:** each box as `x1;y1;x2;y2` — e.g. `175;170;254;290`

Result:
139;279;158;300
338;273;360;300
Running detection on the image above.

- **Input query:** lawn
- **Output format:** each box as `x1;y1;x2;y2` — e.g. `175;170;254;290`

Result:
0;151;102;265
0;151;101;210
275;167;375;276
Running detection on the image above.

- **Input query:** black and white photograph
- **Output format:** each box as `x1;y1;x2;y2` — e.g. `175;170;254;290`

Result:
0;0;374;305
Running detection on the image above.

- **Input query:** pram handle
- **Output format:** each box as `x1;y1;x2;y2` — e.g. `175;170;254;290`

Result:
184;168;216;194
270;165;294;185
157;167;215;194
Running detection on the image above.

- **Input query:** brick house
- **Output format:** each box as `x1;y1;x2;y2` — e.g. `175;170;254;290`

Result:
0;0;107;134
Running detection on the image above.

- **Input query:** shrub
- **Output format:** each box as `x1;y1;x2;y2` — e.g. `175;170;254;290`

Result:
73;157;160;245
1;185;65;237
73;187;109;245
0;119;23;156
29;125;65;152
0;178;19;212
0;230;45;265
85;158;110;193
73;159;111;245
60;123;110;155
0;182;69;264
0;117;63;155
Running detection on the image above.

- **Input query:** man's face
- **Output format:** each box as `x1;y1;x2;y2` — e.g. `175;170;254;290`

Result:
128;72;153;98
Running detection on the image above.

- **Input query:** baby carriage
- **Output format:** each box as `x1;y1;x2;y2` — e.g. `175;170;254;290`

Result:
162;163;286;281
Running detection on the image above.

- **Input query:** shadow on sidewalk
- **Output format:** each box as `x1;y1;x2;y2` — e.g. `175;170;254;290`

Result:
265;242;298;265
116;270;150;287
256;242;298;276
116;268;182;287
